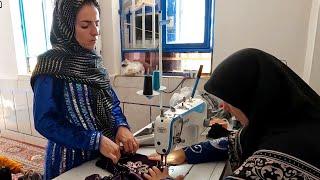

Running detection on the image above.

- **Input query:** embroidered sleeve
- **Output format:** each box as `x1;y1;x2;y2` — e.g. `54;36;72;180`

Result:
110;88;130;130
225;150;320;180
182;137;229;164
227;129;243;171
33;75;101;151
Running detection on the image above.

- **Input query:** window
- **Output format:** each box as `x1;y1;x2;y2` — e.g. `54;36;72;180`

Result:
163;0;213;52
17;0;54;73
119;0;214;75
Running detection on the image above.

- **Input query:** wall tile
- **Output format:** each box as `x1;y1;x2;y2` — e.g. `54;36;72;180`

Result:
14;91;32;134
0;90;17;131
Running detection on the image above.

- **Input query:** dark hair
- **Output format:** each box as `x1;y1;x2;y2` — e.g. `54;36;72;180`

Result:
81;0;100;13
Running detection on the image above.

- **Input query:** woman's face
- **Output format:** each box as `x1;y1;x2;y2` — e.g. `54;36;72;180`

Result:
222;102;249;126
75;4;100;50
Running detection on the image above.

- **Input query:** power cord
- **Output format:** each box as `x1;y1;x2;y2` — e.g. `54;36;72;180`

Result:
162;77;189;94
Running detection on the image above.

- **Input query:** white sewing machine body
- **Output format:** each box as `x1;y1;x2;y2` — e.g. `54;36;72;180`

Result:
154;97;207;155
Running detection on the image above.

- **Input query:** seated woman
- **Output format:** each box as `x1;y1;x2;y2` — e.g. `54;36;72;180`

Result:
144;48;320;180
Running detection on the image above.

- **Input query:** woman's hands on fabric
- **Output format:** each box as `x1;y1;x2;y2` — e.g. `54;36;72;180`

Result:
148;149;186;165
115;126;139;153
99;135;121;164
143;166;170;180
144;167;184;180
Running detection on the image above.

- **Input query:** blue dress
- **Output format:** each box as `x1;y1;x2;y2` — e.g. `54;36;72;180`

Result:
33;75;129;179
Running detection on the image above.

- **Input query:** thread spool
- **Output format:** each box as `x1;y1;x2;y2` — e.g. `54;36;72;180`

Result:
143;75;153;95
152;70;160;91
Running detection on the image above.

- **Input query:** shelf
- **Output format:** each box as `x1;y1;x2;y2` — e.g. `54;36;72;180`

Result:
136;90;160;99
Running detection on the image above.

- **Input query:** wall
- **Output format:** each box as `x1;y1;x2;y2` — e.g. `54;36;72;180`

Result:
308;0;320;93
0;0;18;80
213;0;312;77
100;0;122;75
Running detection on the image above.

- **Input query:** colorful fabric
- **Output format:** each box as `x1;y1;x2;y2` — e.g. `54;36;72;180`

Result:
96;153;159;179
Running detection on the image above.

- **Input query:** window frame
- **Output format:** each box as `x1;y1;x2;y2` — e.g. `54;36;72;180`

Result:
18;0;51;73
119;0;215;53
161;0;214;53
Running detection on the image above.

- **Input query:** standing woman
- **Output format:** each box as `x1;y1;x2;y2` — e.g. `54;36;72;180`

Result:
31;0;138;179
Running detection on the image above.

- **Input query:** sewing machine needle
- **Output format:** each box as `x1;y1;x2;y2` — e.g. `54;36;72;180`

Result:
164;155;167;167
160;154;164;167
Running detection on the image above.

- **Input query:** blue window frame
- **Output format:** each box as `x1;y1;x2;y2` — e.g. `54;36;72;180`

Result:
18;0;53;72
119;0;214;53
162;0;214;53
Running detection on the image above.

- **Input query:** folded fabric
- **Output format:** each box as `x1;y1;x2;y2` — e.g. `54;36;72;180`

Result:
95;153;160;180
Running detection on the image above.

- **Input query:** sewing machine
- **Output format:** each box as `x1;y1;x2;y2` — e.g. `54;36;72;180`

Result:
153;97;207;166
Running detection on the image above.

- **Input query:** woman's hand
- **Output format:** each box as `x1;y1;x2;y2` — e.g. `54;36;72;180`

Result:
115;126;139;153
143;166;170;180
148;149;186;165
99;135;121;164
143;167;184;180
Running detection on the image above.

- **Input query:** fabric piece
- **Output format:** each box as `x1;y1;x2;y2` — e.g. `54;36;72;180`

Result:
96;153;159;179
85;172;143;180
225;150;320;180
204;48;320;167
183;138;228;164
206;123;230;139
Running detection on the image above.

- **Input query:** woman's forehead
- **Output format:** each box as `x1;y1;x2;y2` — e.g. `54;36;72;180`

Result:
76;4;99;21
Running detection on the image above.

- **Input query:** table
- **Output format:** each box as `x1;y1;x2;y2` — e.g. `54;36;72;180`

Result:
54;147;227;180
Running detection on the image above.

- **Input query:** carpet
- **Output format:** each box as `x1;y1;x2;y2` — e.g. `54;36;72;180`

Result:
0;137;45;175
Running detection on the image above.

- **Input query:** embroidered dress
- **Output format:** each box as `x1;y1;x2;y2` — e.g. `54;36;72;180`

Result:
33;76;128;179
29;0;127;179
226;129;320;179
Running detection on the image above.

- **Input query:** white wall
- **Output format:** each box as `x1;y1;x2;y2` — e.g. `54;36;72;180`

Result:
0;0;18;80
213;0;312;77
100;0;122;75
309;1;320;93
